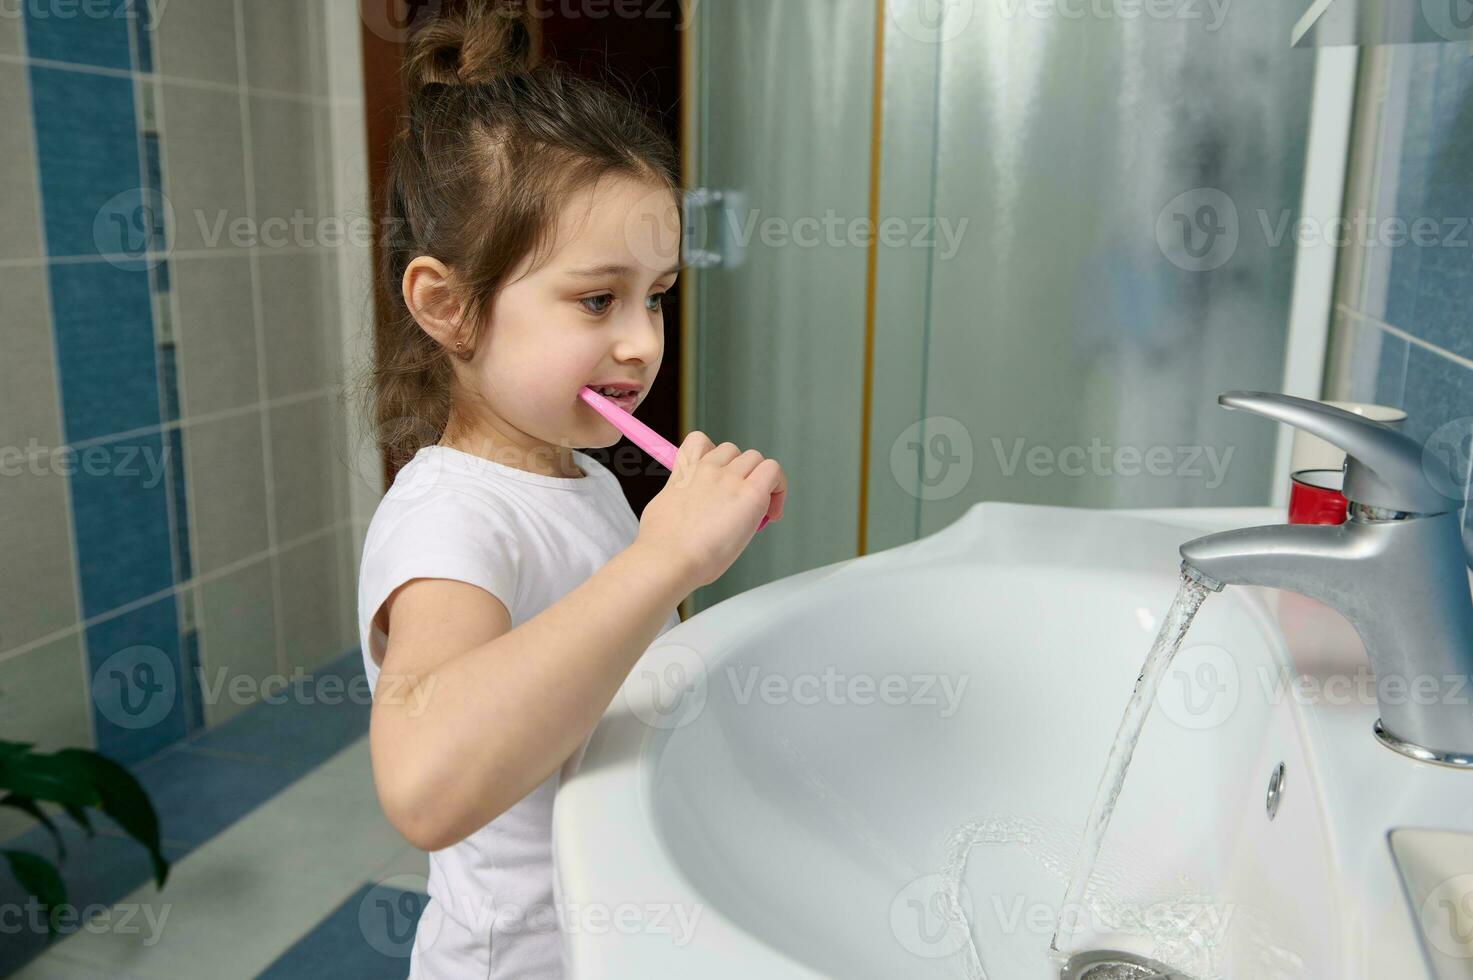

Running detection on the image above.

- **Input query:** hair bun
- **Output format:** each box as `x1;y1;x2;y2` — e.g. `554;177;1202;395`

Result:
403;2;537;93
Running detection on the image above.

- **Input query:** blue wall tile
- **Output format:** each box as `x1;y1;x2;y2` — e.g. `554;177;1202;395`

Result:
141;131;165;251
130;0;155;74
1373;330;1410;408
1398;345;1473;558
182;628;203;732
48;261;159;444
167;425;192;582
1399;343;1473;450
1381;47;1473;360
22;0;136;71
187;650;371;777
70;430;173;619
159;342;179;423
28;66;143;260
124;744;299;845
83;592;188;765
259;881;430;977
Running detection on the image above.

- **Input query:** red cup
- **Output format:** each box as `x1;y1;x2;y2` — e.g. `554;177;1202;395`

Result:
1289;468;1348;525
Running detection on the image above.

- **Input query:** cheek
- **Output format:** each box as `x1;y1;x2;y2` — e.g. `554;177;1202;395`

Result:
480;327;602;416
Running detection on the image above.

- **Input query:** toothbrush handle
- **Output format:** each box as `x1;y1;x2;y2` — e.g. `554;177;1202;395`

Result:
579;387;772;531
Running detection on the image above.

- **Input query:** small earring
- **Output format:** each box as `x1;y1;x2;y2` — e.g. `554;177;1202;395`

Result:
453;339;471;360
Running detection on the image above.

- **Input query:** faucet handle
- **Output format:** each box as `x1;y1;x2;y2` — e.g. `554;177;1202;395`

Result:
1218;391;1458;514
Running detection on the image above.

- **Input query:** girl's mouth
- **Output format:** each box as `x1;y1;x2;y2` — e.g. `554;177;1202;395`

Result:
586;385;640;413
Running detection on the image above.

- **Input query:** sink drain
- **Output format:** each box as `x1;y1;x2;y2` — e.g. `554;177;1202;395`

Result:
1059;949;1192;980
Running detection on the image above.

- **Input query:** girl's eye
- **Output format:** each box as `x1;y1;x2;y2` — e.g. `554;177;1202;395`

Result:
580;291;671;317
579;294;614;316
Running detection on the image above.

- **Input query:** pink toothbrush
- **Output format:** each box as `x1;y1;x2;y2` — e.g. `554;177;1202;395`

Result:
579;386;772;531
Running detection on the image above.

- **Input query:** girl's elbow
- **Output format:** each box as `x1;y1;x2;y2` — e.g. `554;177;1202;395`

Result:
382;782;455;852
380;778;512;852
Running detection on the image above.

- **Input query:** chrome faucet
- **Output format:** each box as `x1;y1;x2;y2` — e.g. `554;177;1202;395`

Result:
1179;391;1473;768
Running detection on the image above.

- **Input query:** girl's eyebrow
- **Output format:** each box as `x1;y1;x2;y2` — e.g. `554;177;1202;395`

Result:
565;262;681;280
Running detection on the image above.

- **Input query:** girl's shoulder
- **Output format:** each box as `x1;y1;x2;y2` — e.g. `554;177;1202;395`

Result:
364;452;522;558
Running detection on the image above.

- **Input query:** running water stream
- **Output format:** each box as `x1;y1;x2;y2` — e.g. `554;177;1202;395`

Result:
1047;571;1213;964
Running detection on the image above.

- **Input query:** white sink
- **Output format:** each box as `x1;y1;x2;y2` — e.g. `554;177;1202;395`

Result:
553;503;1472;978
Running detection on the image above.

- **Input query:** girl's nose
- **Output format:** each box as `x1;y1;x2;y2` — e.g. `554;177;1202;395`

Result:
612;312;663;364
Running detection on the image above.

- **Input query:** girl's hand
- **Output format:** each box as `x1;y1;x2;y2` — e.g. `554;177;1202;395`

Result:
635;430;786;589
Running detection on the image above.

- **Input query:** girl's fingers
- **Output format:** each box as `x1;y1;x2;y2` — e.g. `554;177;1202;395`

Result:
701;441;743;467
728;448;766;478
674;430;716;472
749;459;786;521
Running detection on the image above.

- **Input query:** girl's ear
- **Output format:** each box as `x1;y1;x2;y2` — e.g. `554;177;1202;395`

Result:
402;256;468;351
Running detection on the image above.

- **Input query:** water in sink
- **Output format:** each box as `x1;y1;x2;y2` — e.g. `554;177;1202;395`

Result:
1051;572;1212;962
939;811;1225;978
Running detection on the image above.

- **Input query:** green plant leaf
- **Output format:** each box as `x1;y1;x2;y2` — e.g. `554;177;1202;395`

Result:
0;739;35;761
0;750;100;808
0;794;65;861
2;849;66;940
61;802;95;839
53;750;168;889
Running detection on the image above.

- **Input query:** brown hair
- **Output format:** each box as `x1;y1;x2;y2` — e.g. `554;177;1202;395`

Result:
369;1;680;473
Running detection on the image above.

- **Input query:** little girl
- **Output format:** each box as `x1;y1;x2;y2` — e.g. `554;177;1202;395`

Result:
356;6;785;978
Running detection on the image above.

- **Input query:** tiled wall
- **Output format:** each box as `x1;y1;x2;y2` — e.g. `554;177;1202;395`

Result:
1329;42;1473;546
0;0;362;817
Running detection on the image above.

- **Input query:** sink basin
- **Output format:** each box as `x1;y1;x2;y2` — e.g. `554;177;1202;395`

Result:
1390;829;1473;978
553;503;1470;978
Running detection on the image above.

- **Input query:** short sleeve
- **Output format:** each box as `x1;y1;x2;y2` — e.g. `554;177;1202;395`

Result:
358;491;523;687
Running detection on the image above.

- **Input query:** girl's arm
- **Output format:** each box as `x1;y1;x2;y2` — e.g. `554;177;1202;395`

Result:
368;431;785;852
369;540;688;852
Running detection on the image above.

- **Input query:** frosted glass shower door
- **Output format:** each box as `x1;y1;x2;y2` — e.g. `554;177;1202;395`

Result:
866;2;1320;550
684;0;879;611
685;1;1323;604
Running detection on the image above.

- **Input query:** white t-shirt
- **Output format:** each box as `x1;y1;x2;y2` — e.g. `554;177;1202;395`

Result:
357;444;681;980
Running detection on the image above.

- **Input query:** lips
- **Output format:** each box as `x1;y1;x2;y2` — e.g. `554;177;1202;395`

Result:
585;384;641;413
